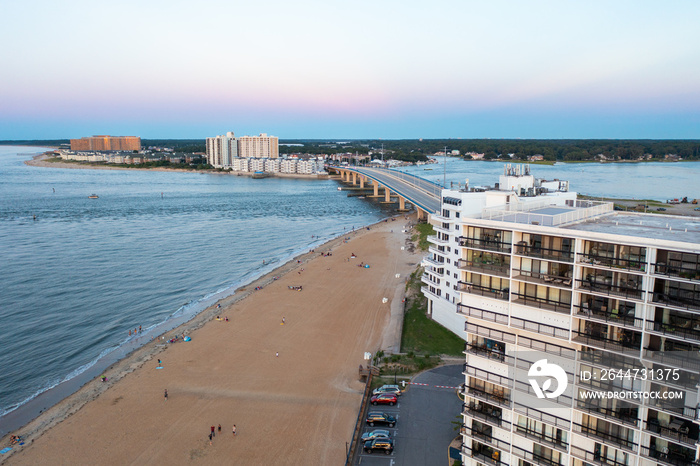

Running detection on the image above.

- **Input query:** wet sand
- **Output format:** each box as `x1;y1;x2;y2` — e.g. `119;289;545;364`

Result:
2;218;420;465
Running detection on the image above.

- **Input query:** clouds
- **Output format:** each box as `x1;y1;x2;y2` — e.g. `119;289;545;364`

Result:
1;0;698;138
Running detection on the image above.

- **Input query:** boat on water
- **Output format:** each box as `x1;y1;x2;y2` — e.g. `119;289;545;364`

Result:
424;168;433;170
88;194;99;199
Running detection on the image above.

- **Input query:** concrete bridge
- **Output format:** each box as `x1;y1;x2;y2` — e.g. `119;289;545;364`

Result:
329;166;442;219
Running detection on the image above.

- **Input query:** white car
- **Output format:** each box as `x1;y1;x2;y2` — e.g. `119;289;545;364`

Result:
372;384;402;396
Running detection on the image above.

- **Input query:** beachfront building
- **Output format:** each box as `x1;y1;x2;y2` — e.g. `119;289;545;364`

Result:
420;165;700;466
238;133;279;159
70;135;141;152
206;131;238;168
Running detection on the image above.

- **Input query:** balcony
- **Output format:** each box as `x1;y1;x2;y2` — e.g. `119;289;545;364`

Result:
459;304;509;325
514;424;568;452
645;418;699;448
457;259;510;278
645;394;698;421
464;384;511;408
646;319;700;344
576;397;639;427
458;281;509;301
510;444;562;466
511;291;571;314
423;256;445;268
462;424;511;451
640;445;700;466
427;234;449;245
465;342;515;366
518;335;576;360
464;364;512;389
510;316;569;341
572;422;637;452
642;349;700;372
579;348;643;371
513;402;571;430
654;261;700;282
576;278;644;301
653;291;700;312
574;304;642;329
463;401;511;429
465;322;516;344
572;327;642;352
578;253;646;273
462;444;509;466
570;445;631;466
514;241;573;262
512;269;572;288
421;273;439;286
459;236;511;253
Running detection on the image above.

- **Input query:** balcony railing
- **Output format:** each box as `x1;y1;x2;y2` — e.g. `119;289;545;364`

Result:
578;253;646;272
465;342;515;366
459;236;512;253
639;445;700;466
574;304;643;329
458;304;509;325
645;419;699;448
427;234;449;245
458;281;509;301
653;291;700;312
645;396;697;421
513;402;571;430
465;384;511;408
463;401;511;429
579;349;643;371
511;444;562;466
570;445;631;466
462;424;511;451
465;322;516;344
457;259;510;277
510;316;570;340
576;397;639;427
514;241;574;262
518;335;576;360
654;261;700;282
514;424;569;452
421;273;439;286
645;320;700;344
511;291;571;314
572;328;642;352
512;269;572;287
576;278;644;301
464;364;512;389
572;422;637;451
462;444;510;466
642;350;700;372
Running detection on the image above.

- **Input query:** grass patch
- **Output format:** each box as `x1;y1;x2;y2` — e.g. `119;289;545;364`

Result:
411;222;435;251
400;269;464;357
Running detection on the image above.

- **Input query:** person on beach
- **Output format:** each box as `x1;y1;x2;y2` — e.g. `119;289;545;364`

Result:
164;389;168;401
139;325;142;333
282;317;285;325
232;425;237;436
211;425;216;437
218;424;221;433
129;329;131;336
276;352;279;357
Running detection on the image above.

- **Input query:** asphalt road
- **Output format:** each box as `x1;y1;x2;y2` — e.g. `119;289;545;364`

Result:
354;364;463;466
350;167;442;214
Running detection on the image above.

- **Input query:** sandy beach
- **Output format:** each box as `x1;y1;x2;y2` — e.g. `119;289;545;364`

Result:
2;217;421;464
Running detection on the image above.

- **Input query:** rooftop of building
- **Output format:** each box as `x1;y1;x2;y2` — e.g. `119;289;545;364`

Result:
562;212;700;245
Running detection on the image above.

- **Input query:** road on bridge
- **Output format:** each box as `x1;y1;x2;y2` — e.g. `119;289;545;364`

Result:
344;167;443;215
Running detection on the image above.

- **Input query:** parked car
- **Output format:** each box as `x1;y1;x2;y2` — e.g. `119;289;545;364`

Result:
694;207;700;211
372;384;402;397
361;429;391;443
366;412;396;427
371;393;398;406
363;437;394;454
657;207;667;211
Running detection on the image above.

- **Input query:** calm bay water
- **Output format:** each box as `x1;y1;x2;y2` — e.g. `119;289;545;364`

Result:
1;148;698;429
399;157;700;201
0;147;389;422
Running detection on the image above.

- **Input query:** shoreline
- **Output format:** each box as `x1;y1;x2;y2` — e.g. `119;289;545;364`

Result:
25;153;330;179
0;215;415;463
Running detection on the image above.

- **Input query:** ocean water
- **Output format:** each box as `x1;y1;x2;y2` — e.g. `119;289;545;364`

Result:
1;148;698;429
0;147;390;421
399;157;700;201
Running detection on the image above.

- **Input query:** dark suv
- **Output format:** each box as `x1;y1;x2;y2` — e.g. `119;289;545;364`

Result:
363;437;394;454
366;412;396;427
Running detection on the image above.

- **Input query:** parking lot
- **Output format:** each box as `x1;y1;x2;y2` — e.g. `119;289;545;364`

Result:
353;364;463;466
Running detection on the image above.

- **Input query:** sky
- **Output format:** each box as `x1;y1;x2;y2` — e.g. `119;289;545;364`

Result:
1;0;699;140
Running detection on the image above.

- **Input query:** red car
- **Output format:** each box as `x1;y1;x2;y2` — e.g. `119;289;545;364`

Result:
371;393;398;406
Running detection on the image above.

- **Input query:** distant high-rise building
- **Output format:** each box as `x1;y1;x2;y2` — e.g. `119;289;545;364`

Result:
70;135;141;152
238;133;279;159
206;132;238;168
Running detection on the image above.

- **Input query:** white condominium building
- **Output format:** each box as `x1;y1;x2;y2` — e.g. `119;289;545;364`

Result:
206;131;238;168
238;133;279;159
421;165;700;466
